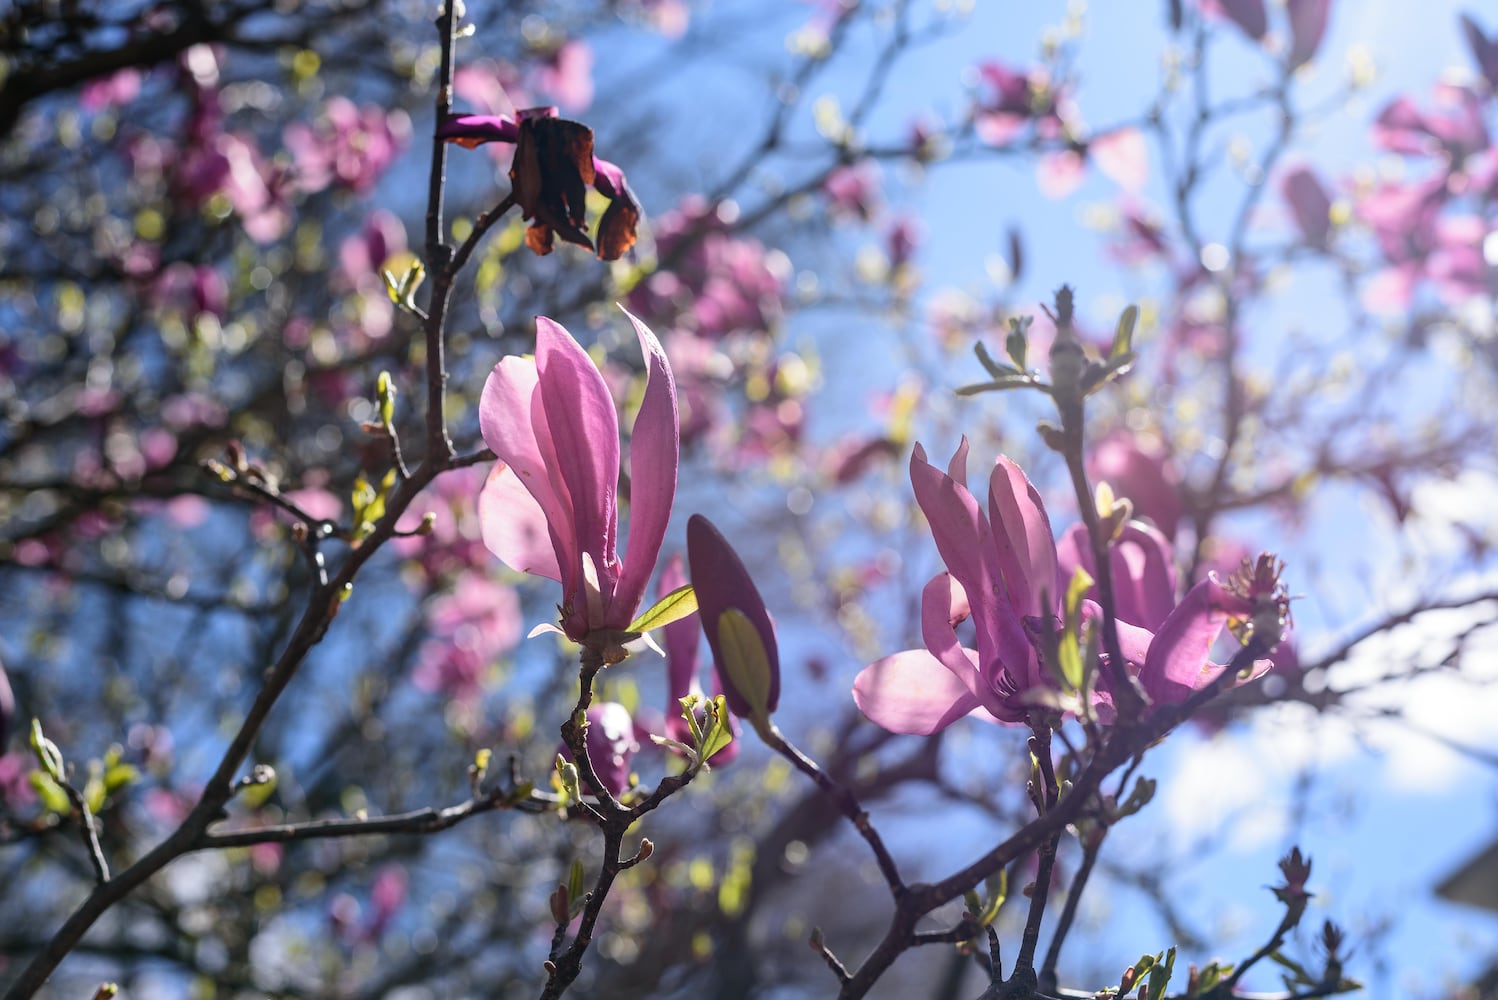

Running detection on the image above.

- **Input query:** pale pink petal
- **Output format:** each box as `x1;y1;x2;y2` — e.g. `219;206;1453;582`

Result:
1141;578;1254;702
1091;129;1150;193
613;307;679;623
909;444;1011;661
853;650;986;736
534;317;622;603
1037;150;1086;199
987;456;1058;619
479;357;578;589
479;462;562;582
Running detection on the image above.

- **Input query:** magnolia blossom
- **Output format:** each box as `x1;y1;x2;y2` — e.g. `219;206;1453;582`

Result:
478;312;678;645
854;441;1060;734
437;108;639;260
1055;520;1177;632
854;443;1280;735
1087;433;1185;540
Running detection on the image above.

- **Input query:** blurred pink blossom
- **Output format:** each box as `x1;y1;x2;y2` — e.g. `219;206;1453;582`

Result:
80;68;143;111
1087;432;1186;541
1280;165;1334;246
533;40;595;112
823;162;881;221
1091;128;1150;193
284;98;411;195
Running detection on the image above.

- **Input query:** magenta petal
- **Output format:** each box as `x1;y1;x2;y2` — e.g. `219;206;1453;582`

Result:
479;357;578;592
1113;522;1178;630
918;573;990;702
436;113;520;145
1282;166;1333;245
1215;0;1267;39
535;317;623;612
1286;0;1332;69
687;514;780;717
988;456;1058;619
853;650;986;736
593;157;629;198
1141;578;1253;703
908;444;1008;657
478;462;562;582
613;307;679;624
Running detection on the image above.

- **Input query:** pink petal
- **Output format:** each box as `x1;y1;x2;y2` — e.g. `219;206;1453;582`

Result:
478;462;562;582
910;444;1014;663
613;307;679;624
479;356;579;593
1205;0;1267;40
1091;128;1150;193
1281;165;1332;245
687;515;780;717
853;649;986;736
535;317;623;610
1141;578;1254;703
987;456;1058;620
919;573;987;697
1286;0;1332;70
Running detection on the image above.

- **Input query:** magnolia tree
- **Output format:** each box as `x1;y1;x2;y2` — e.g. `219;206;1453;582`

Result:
3;0;1498;997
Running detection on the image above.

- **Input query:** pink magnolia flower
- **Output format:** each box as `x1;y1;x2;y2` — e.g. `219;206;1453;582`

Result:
1090;128;1150;193
533;40;595;113
1087;432;1185;540
1055;520;1178;632
658;555;739;764
1114;555;1286;707
283;97;411;195
853;444;1278;735
1373;84;1489;162
478;312;678;646
973;62;1057;147
853;441;1061;734
823;161;881;221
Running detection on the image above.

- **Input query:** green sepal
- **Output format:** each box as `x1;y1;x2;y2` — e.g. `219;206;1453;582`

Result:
1112;304;1138;360
628;584;698;633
